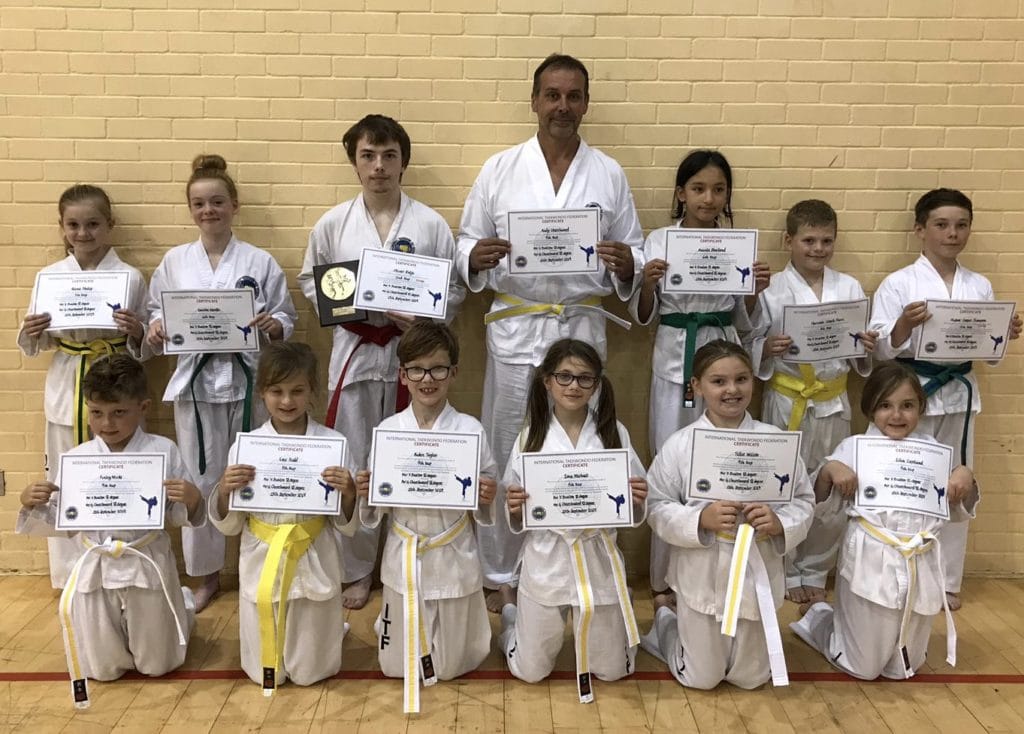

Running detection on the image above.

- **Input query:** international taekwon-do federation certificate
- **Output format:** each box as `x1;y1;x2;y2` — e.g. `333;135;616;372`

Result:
229;434;348;516
662;228;758;295
521;449;632;530
368;429;482;510
915;299;1016;362
353;248;452;319
161;289;259;355
686;429;802;504
781;298;870;363
56;453;167;531
507;208;602;276
33;271;131;331
854;437;953;520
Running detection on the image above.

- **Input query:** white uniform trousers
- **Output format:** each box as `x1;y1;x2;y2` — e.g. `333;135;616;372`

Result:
44;421;81;589
648;603;770;690
238;595;345;687
765;407;850;590
647;375;704;591
330;378;395;582
478;357;533;587
175;398;263;576
790;576;932;680
375;585;491;681
500;594;637;684
71;586;195;681
918;412;975;593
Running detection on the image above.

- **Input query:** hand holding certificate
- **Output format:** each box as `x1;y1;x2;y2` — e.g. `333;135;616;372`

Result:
916;300;1016;362
507;209;601;276
662;229;758;295
161;289;259;354
686;429;802;504
33;271;131;331
782;299;870;363
56;453;167;531
229;434;348;515
369;429;482;510
521;450;632;530
854;437;953;520
353;248;452;319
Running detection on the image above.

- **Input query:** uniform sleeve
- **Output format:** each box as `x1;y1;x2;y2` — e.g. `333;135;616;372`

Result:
607;170;644;301
297;223;326;313
15;494;62;537
772;454;815;556
473;428;499;527
620;424;648;527
125;269;155;362
263;256;297;340
332;434;360;536
501;437;526;534
166;442;205;529
18;275;55;356
870;274;909;360
455;170;495;293
749;290;776;380
646;434;711;549
627;233;660;326
146;255;173;356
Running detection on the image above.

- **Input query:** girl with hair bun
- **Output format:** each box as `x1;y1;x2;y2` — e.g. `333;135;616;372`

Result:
147;154;298;612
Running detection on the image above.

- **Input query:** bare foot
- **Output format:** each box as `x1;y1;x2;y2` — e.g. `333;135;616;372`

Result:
946;592;962;611
787;585;810;604
797;600;819;615
342;574;372;610
487;584;516;613
652;592;675;613
804;585;827;604
193;573;220;613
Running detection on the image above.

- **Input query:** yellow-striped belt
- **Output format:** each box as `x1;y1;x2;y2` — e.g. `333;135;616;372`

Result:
767;365;848;431
391;513;471;714
855;517;956;675
55;336;129;445
718;526;789;686
248;514;327;695
565;528;640;703
59;531;184;708
483;293;631;330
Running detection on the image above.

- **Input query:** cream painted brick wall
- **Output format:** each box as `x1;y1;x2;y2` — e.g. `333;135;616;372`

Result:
2;2;1023;579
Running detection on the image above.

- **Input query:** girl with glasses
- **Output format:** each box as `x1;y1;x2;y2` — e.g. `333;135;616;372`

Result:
496;339;647;703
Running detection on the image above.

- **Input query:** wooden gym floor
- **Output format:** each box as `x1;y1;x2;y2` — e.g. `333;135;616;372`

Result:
2;575;1024;733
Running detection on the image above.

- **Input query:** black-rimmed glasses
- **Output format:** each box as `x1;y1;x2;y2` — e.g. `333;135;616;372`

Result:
551;371;598;389
402;365;452;381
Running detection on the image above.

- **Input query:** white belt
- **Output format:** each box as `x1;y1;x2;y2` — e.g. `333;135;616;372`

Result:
719;525;789;687
59;532;186;708
565;529;640;703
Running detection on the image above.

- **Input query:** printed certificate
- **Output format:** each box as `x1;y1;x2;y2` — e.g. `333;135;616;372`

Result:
915;300;1016;362
507;208;602;276
369;429;482;510
161;289;259;354
781;298;870;363
353;249;452;319
662;228;758;295
56;453;166;531
686;429;802;504
229;434;348;515
33;271;130;331
854;436;953;520
521;449;632;530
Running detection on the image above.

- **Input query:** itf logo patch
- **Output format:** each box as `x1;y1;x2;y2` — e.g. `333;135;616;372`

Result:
391;237;415;253
235;275;260;298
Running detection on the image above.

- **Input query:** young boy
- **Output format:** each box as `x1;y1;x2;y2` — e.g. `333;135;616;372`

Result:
751;200;877;604
297;114;465;610
17;354;203;707
354;321;497;714
871;188;1022;610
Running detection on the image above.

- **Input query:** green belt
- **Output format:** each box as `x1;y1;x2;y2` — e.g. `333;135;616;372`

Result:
897;358;973;465
659;310;733;407
188;354;253;475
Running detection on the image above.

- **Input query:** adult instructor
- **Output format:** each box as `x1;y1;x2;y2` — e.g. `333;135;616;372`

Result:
456;54;644;605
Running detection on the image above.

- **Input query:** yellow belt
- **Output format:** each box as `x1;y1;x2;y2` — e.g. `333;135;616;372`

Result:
55;336;129;444
767;365;847;431
856;517;956;675
248;515;327;695
565;528;640;703
718;526;789;686
391;513;471;714
484;294;631;330
59;531;182;708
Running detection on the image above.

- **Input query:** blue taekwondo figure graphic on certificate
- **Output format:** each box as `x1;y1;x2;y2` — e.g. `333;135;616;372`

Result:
521;449;632;530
